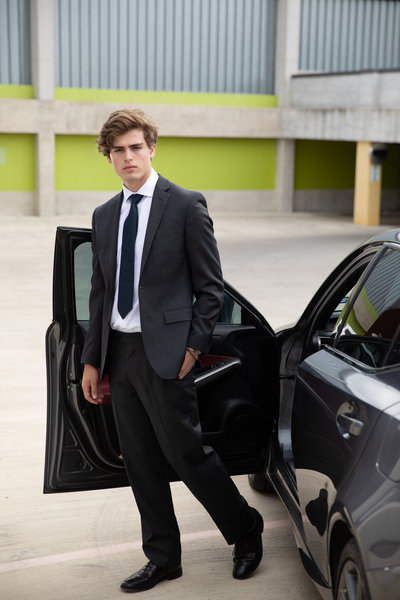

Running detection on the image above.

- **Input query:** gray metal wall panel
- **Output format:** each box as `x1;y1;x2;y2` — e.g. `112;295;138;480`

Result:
300;0;400;72
0;0;31;84
54;0;276;94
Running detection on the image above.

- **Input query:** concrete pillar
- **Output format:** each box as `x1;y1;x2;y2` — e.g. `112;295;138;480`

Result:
35;130;55;217
274;139;295;212
274;0;301;107
30;0;54;100
30;0;55;215
353;142;381;226
273;0;301;212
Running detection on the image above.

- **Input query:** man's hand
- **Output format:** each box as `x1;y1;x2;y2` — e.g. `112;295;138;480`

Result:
82;364;104;404
178;350;196;379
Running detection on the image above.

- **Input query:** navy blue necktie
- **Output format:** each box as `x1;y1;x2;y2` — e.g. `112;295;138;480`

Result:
118;194;143;318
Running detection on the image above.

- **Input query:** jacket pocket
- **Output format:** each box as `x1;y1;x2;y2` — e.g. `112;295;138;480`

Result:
164;307;193;324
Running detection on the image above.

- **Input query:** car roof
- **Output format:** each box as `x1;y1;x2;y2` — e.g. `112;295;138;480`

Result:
365;228;400;246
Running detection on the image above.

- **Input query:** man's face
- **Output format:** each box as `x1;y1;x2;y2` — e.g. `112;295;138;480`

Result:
107;129;155;191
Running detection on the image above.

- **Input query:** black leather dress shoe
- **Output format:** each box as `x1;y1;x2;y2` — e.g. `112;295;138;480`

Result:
232;508;264;579
120;561;183;592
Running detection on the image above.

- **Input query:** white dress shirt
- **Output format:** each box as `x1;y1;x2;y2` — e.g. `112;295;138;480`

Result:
110;168;159;332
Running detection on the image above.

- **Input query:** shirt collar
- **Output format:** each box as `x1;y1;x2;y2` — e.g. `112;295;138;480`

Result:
122;168;159;202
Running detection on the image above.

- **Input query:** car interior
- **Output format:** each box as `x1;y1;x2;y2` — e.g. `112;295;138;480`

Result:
67;240;279;480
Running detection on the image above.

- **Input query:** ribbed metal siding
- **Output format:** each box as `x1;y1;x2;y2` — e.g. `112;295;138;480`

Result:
300;0;400;72
54;0;276;94
0;0;31;84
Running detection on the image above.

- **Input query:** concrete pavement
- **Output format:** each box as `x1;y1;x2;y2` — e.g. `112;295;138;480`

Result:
0;211;395;600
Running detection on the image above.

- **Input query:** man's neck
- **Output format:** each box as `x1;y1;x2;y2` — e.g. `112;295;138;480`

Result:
123;170;153;193
122;168;158;200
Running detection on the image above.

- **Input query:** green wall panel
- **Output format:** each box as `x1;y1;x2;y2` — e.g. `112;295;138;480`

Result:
55;135;120;190
55;87;278;107
295;140;356;190
294;140;399;191
154;138;276;190
0;134;35;190
0;85;34;99
56;135;276;191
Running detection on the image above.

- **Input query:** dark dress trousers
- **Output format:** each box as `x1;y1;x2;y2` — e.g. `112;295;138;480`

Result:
81;175;253;566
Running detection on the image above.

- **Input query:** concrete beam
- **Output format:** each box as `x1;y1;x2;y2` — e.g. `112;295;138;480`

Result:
52;102;282;138
0;99;280;138
291;71;400;110
0;99;44;133
1;99;398;144
281;107;400;143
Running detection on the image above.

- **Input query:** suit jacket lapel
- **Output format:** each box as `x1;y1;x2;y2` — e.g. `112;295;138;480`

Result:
141;176;170;275
108;191;124;295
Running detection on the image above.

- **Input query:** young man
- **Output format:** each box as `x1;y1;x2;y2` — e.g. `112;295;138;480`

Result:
81;109;263;593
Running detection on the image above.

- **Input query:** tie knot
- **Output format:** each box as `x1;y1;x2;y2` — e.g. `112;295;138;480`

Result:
129;193;143;205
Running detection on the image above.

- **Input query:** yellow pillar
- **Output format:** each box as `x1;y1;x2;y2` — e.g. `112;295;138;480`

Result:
353;141;381;226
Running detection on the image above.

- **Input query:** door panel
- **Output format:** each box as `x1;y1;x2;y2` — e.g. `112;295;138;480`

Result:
44;228;278;493
292;349;395;581
270;246;388;584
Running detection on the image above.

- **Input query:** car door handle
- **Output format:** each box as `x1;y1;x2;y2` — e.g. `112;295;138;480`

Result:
337;413;364;437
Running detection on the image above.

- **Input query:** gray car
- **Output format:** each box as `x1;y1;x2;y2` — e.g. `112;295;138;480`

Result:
45;226;400;600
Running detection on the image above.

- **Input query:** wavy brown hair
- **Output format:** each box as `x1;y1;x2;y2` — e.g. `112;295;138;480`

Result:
96;109;158;156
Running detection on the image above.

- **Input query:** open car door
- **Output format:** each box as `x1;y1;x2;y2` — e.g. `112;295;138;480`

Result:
44;227;279;493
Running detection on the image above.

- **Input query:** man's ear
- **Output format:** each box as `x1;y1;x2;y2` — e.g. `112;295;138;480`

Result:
106;155;112;164
150;145;155;160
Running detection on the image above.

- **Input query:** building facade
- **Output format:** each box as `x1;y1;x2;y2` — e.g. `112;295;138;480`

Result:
0;0;399;221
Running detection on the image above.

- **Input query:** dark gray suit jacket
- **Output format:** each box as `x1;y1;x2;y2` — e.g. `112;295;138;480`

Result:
81;175;224;380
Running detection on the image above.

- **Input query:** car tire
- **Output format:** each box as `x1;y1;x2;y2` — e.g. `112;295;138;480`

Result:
334;539;371;600
247;472;274;493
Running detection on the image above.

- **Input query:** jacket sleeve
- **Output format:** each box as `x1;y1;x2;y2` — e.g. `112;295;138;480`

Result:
184;194;224;353
81;209;104;367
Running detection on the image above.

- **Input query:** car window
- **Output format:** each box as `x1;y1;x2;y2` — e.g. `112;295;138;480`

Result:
320;292;354;335
73;240;242;326
217;293;242;324
334;247;400;368
74;241;92;322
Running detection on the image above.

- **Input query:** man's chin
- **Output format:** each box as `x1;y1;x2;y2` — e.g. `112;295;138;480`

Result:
123;177;141;192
